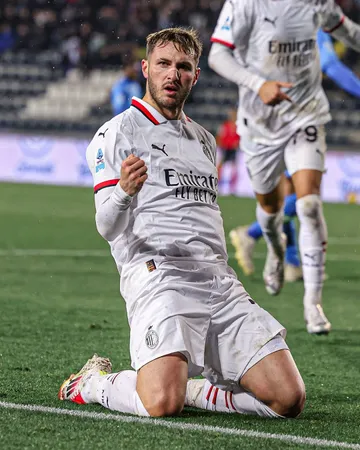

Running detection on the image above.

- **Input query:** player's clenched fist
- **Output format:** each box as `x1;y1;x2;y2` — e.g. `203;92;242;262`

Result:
119;154;148;196
258;80;293;106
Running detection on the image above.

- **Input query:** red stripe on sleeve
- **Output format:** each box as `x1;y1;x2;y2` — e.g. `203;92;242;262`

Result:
94;179;119;193
324;16;345;33
206;385;214;402
210;37;235;50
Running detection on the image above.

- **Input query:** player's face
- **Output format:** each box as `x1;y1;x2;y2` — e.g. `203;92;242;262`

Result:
142;42;200;113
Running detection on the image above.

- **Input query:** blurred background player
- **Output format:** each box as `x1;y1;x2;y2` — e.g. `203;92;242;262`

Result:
216;107;240;195
110;59;142;116
230;28;360;283
208;0;360;335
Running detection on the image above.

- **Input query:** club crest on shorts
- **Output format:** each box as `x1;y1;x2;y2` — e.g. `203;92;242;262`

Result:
145;326;159;349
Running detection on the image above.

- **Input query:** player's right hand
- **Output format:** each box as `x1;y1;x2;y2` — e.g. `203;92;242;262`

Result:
119;154;148;196
258;81;293;106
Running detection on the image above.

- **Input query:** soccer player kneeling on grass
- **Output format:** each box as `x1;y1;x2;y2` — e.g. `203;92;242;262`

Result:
58;27;305;418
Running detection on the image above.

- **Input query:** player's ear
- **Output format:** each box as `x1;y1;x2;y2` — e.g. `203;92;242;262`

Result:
192;67;201;86
141;59;148;79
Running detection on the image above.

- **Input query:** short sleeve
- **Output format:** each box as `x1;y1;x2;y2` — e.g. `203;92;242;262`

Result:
86;120;132;194
303;0;344;32
322;1;344;32
211;0;253;50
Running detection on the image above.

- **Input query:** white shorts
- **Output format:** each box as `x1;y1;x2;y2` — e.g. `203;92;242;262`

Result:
244;125;327;195
120;260;286;389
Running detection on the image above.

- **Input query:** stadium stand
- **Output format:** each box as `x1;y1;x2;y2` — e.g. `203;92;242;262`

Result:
1;0;360;143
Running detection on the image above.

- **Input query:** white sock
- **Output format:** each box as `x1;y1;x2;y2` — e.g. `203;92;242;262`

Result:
256;203;284;257
83;370;149;416
187;379;283;418
296;195;327;306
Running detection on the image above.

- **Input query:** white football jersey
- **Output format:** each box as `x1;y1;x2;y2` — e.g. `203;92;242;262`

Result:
86;97;228;272
211;0;344;148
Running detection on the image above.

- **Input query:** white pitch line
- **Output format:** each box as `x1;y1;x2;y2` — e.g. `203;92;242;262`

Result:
0;402;359;449
0;249;359;261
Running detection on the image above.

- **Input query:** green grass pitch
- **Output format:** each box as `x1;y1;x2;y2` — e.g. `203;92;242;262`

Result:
0;182;359;450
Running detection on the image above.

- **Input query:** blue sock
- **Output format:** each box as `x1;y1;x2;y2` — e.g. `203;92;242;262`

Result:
283;220;301;266
284;193;297;218
247;221;263;240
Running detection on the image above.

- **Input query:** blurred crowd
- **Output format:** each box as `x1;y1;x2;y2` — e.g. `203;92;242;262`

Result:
1;0;360;74
0;0;224;73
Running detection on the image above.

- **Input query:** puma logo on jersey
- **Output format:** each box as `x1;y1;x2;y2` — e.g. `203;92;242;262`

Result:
264;16;277;27
98;128;109;138
151;143;168;156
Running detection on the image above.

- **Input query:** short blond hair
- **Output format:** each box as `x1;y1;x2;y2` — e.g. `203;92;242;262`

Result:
146;27;203;66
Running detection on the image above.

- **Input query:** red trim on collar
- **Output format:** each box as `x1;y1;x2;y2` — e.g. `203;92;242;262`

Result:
210;37;235;50
131;99;160;125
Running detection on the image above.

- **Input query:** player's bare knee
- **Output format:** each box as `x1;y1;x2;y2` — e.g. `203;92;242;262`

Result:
283;385;306;418
272;382;306;418
143;391;184;417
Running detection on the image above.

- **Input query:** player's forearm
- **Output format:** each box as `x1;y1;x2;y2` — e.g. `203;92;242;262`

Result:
324;59;360;97
208;43;266;93
95;183;132;241
331;16;360;53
